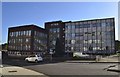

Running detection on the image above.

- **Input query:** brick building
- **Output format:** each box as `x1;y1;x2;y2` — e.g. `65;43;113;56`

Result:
8;25;47;57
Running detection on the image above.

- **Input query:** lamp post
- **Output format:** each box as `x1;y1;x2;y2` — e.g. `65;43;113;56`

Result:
49;49;53;61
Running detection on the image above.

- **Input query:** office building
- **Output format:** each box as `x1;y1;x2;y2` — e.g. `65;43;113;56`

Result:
8;25;47;57
45;21;65;56
7;18;115;57
64;18;115;55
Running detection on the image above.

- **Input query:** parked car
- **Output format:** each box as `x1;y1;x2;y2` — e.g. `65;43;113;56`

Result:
25;55;43;62
73;52;89;57
73;52;96;60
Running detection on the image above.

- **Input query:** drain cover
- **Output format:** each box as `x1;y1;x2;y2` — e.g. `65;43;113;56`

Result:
8;70;17;72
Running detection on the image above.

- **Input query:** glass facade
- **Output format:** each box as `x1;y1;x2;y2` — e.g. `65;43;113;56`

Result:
49;27;60;50
65;18;115;54
34;31;47;51
45;21;65;53
8;18;115;57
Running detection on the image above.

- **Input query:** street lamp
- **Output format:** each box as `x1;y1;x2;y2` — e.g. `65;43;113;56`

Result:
49;49;54;61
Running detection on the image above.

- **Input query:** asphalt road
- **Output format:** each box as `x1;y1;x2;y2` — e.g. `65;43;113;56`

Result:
2;58;120;77
24;62;118;75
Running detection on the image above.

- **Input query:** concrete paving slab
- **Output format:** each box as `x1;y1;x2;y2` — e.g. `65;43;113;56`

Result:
0;66;47;76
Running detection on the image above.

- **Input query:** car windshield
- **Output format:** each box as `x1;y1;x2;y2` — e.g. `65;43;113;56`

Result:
29;55;36;57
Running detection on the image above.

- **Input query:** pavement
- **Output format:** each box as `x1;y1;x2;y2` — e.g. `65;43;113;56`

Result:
0;65;48;77
65;60;96;63
98;57;119;62
66;55;120;63
107;65;120;72
65;56;120;73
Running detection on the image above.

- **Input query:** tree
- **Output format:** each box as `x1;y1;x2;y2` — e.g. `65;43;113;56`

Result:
115;40;120;51
54;38;64;57
89;45;93;51
106;46;109;50
2;43;8;50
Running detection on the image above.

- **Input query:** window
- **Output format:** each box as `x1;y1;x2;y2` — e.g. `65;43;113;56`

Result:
10;32;13;37
26;38;29;42
84;47;88;51
97;32;101;35
65;25;68;29
57;34;60;38
51;23;59;26
13;32;15;36
25;45;28;50
89;45;93;51
52;41;56;45
26;30;29;36
21;31;24;35
57;28;60;33
13;39;15;43
75;33;83;37
28;45;30;50
78;24;90;28
72;33;75;37
24;31;26;35
84;40;88;43
88;40;92;44
92;32;95;36
71;40;75;44
93;47;97;50
18;31;21;36
101;22;106;26
16;32;18;37
18;39;20;42
49;28;60;33
68;25;71;29
34;31;36;35
29;30;31;36
9;40;11;43
71;25;75;29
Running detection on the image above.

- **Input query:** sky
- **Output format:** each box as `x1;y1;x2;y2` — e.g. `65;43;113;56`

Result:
118;1;120;41
0;2;2;45
2;2;118;44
